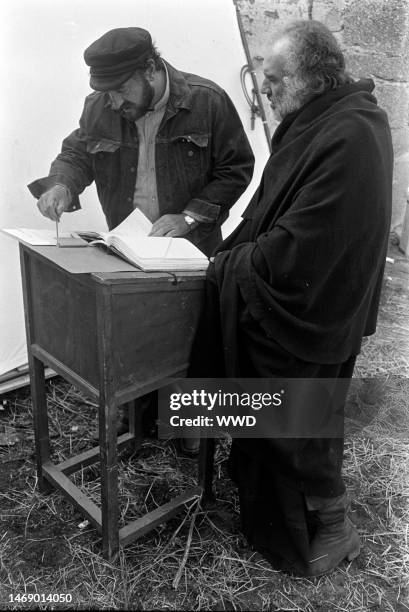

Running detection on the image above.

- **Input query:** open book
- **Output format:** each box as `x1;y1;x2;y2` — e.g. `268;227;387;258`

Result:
77;208;209;272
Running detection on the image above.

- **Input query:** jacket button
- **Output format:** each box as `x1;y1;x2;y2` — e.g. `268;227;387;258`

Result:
188;151;194;157
130;166;136;172
127;197;132;202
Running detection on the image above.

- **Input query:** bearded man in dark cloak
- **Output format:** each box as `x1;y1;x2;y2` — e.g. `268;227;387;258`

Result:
190;20;393;576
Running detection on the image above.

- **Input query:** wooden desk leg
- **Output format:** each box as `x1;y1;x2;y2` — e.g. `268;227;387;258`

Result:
29;355;52;493
99;397;119;560
127;401;143;452
198;438;215;505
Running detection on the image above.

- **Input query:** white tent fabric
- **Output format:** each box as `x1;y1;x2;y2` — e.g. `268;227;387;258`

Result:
0;0;270;376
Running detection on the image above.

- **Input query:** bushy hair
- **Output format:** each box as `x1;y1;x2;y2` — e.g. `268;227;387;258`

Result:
281;20;352;96
136;43;163;72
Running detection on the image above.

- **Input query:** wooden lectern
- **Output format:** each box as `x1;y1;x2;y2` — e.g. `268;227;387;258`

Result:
19;243;215;559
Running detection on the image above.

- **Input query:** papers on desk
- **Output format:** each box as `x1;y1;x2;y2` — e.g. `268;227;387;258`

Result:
2;228;59;245
2;208;209;272
2;228;89;248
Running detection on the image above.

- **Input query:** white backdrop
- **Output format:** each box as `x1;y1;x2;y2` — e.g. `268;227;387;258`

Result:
0;0;270;375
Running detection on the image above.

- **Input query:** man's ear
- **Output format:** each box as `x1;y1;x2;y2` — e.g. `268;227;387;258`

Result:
145;59;156;81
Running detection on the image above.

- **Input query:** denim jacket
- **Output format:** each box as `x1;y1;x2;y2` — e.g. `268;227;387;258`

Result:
28;61;254;255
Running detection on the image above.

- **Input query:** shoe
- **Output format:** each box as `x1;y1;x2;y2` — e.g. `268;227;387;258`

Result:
306;494;361;576
179;437;200;457
307;516;360;576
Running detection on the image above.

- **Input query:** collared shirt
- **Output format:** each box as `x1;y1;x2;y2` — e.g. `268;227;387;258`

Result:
133;67;170;221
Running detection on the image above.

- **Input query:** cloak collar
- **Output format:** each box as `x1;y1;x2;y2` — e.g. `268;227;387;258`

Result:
271;79;376;153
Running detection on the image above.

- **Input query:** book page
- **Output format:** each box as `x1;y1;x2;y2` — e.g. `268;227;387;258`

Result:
77;209;152;244
165;237;207;260
109;235;207;261
107;235;172;258
2;228;59;245
106;234;208;271
108;208;153;239
101;209;208;271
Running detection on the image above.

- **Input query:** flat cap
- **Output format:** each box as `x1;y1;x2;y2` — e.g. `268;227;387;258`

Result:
84;27;153;91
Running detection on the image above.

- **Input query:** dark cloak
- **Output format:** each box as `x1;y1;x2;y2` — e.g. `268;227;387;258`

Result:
189;80;393;574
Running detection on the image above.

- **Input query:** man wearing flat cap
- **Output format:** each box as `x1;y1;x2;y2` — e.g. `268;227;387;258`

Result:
28;27;254;448
28;27;254;256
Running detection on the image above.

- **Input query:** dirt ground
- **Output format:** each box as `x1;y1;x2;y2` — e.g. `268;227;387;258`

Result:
0;241;408;611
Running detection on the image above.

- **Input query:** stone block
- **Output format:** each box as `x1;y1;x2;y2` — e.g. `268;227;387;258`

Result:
311;0;343;31
391;151;409;232
391;128;409;158
372;80;409;129
236;0;309;55
345;49;409;82
399;200;409;254
343;0;409;58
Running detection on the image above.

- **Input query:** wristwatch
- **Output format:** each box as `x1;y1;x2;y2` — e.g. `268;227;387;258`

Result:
184;214;197;231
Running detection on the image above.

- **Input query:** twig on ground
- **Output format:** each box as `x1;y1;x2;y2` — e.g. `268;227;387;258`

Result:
172;496;202;589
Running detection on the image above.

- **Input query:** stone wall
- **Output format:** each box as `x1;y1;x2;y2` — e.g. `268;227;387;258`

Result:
235;0;409;239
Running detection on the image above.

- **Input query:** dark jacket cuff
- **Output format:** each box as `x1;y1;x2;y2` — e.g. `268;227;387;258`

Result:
183;198;221;223
27;176;81;212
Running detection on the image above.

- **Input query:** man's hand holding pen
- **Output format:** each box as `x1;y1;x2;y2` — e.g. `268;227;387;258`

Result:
37;184;71;222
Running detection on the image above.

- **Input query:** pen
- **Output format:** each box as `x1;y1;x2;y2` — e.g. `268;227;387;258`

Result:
55;218;60;247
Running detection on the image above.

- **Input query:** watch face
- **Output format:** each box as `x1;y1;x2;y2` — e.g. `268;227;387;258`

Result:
185;215;195;225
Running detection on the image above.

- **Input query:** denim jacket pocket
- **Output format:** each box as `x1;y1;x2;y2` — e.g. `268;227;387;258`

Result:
86;139;123;190
180;134;209;148
169;133;210;178
86;139;121;154
170;133;209;147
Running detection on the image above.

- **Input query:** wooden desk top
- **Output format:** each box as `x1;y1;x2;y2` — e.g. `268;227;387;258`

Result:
23;244;140;274
22;244;207;283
